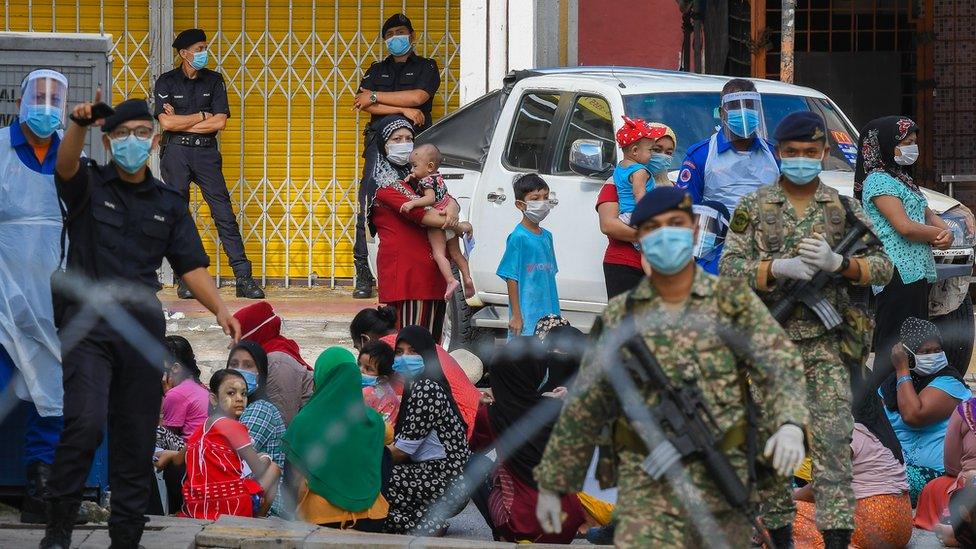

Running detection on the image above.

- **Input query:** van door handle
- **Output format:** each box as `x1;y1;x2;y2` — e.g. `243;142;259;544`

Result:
487;191;507;204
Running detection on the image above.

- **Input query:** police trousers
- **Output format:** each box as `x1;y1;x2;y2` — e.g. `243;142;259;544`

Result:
761;335;855;531
48;313;165;529
353;141;378;268
160;143;251;278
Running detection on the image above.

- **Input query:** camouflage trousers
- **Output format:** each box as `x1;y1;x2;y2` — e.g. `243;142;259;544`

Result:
613;452;756;548
761;335;855;531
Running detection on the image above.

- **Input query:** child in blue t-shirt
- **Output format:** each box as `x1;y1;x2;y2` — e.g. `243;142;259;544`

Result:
613;116;666;225
496;174;560;338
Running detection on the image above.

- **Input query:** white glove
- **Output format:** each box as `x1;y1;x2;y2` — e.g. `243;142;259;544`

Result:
763;424;805;477
797;234;843;273
770;257;817;281
536;488;563;534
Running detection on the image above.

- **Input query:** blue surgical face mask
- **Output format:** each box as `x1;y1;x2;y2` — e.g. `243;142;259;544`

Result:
361;373;378;387
25;104;63;138
780;157;823;185
904;346;949;376
110;135;153;174
645;153;673;174
386;35;412;56
393;354;425;378
726;108;760;138
640;226;695;275
190;50;209;70
232;368;259;395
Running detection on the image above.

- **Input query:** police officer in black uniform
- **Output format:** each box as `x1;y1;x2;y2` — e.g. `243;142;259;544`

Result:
154;28;264;300
351;13;441;298
41;94;241;549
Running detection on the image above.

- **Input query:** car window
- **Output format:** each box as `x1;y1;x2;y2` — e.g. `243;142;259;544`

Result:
623;92;857;172
505;92;561;172
555;95;615;174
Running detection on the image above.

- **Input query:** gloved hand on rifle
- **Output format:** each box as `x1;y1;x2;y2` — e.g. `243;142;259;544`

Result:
797;234;843;273
770;256;817;281
763;423;805;477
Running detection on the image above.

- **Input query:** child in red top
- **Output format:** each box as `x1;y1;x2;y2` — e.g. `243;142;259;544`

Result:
398;143;475;300
180;369;281;519
359;340;402;426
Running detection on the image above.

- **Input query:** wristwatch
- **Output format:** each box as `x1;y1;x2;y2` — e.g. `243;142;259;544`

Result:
369;92;378;104
837;255;851;273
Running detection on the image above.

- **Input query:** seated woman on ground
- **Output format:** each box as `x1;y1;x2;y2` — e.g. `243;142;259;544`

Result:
228;340;287;517
179;369;281;519
915;393;976;533
285;347;389;532
359;340;401;425
882;316;971;505
383;326;471;536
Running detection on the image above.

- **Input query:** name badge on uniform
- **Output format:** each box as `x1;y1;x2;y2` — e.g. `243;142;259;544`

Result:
405;71;415;76
203;93;210;97
103;201;116;210
154;214;166;222
174;95;184;99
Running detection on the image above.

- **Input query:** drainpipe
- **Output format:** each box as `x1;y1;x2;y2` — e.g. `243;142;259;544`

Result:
780;0;796;83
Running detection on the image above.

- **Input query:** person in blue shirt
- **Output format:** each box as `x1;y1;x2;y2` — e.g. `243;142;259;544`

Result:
497;174;559;338
0;69;77;524
882;317;972;505
676;78;780;263
691;200;729;275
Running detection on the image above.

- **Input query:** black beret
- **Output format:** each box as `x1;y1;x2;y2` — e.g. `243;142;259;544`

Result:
102;99;153;133
630;187;694;228
773;111;827;142
382;13;413;37
173;28;207;50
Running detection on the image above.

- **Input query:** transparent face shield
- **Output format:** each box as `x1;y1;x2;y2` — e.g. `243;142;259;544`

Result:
19;70;68;137
721;91;767;141
692;204;728;262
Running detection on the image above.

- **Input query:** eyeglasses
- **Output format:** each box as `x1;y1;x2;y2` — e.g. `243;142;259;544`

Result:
109;126;154;140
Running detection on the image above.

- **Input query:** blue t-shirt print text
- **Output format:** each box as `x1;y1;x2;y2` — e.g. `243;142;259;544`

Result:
496;224;560;337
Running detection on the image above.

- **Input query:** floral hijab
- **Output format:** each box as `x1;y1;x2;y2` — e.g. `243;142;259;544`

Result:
853;115;919;199
363;115;417;230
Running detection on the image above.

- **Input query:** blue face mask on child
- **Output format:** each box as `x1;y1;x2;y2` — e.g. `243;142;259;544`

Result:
232;368;259;395
393;355;425;378
361;373;378;387
640;227;695;275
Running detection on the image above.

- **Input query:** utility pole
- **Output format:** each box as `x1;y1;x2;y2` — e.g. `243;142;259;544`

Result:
781;0;796;83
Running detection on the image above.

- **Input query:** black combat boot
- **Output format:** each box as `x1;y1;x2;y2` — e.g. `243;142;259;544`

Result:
20;461;50;523
109;522;146;549
236;275;265;299
767;524;794;549
821;528;852;549
40;498;81;549
176;278;193;299
353;259;375;299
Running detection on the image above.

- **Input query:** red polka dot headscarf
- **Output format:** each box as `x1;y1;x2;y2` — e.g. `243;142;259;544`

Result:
615;115;666;148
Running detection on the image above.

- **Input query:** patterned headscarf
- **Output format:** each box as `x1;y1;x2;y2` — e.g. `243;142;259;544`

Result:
648;122;677;149
900;316;941;353
881;316;965;412
534;314;571;340
616;115;666;148
853;115;919;199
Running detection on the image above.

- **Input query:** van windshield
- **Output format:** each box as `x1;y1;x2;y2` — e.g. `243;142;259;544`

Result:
623;92;859;173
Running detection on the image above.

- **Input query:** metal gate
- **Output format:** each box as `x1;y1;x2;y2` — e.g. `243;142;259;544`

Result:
1;0;461;286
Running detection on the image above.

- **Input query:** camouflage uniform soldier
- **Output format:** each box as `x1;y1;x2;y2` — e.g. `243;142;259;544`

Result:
534;187;810;548
720;111;894;549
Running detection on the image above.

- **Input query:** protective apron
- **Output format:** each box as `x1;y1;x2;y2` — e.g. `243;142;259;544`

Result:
0;125;63;416
702;133;780;215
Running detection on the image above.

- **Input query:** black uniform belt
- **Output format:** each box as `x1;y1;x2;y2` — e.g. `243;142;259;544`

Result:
167;134;216;147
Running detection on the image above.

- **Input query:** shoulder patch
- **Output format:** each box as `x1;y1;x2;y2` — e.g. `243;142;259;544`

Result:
730;206;750;233
678;168;692;185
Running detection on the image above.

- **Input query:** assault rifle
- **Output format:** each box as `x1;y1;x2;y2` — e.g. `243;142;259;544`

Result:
620;333;760;532
768;198;874;330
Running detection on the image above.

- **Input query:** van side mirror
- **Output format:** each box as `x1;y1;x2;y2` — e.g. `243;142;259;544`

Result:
569;139;612;178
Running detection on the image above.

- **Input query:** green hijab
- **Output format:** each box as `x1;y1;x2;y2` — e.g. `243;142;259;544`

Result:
282;347;385;512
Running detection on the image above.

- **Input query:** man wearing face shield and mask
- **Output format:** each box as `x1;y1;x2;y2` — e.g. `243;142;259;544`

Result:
692;200;730;275
535;186;810;548
351;13;441;299
0;69;78;525
677;79;780;264
41;94;241;549
720;111;894;549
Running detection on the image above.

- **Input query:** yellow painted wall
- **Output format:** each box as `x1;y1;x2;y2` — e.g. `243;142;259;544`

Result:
2;0;460;283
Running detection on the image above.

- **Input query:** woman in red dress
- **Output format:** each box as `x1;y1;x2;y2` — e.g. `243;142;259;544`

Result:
366;115;461;342
180;369;281;520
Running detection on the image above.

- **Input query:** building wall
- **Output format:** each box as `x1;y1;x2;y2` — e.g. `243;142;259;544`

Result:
933;0;976;182
577;0;682;69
